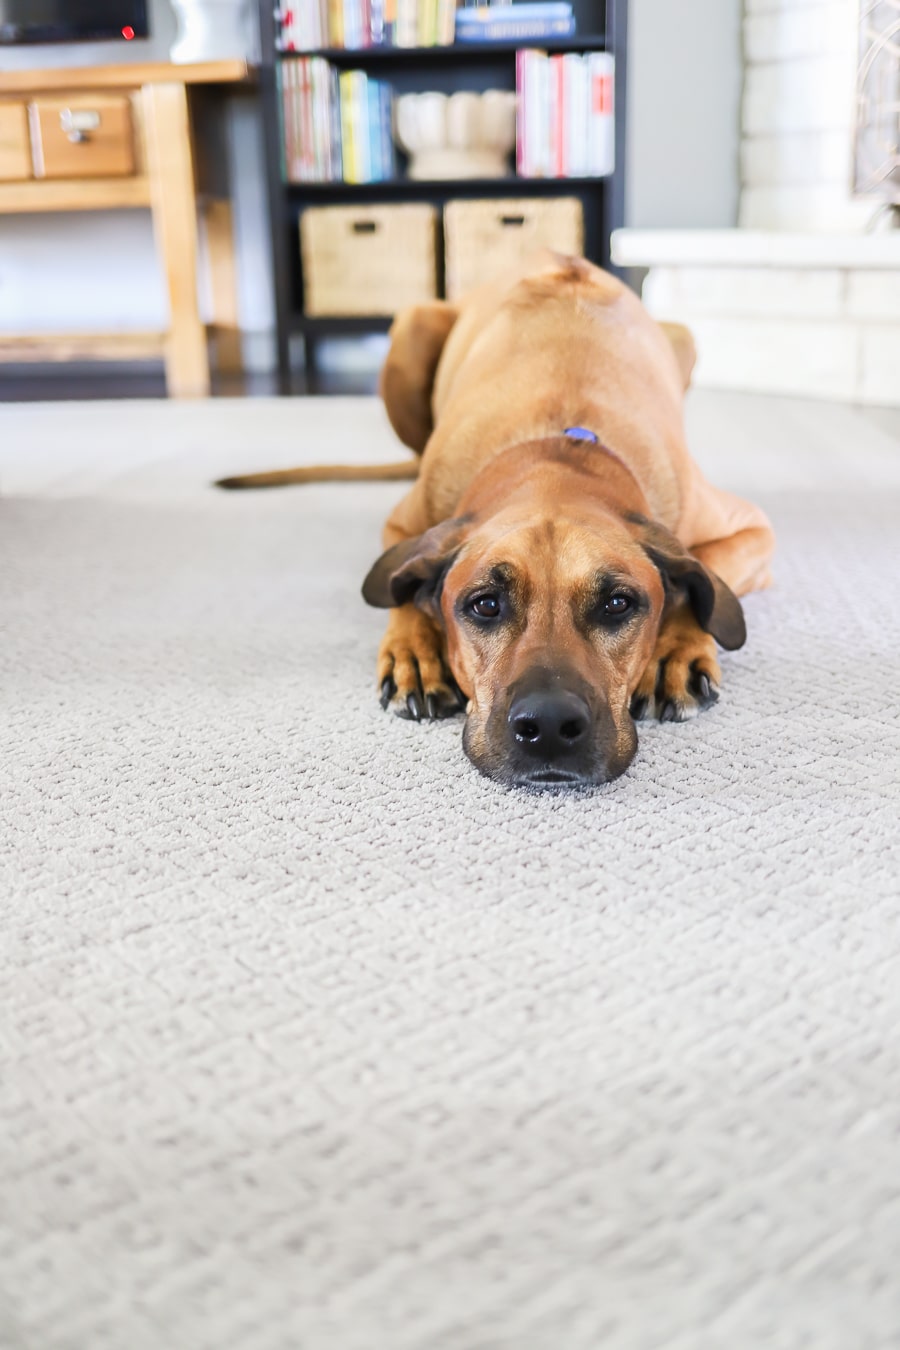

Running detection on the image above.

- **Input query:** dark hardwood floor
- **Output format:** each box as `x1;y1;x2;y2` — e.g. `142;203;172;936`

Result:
0;362;380;402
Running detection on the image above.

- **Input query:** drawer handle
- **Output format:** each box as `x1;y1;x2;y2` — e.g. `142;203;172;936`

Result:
352;221;378;234
500;215;526;226
60;108;101;144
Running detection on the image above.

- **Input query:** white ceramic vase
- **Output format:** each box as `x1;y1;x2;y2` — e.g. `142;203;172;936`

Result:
169;0;254;63
394;90;517;180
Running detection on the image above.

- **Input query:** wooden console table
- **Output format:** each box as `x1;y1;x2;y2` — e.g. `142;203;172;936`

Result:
0;61;253;397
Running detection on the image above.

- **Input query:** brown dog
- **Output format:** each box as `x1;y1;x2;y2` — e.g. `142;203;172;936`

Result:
223;252;775;788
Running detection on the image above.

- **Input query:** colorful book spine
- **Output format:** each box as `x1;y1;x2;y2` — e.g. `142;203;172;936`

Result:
339;70;355;180
551;53;564;177
525;49;545;177
455;16;574;40
396;0;418;47
328;0;344;47
328;64;340;176
515;48;526;175
278;60;289;177
379;81;395;179
354;71;370;180
367;76;381;179
455;1;573;41
437;0;456;46
587;52;614;177
313;57;331;178
563;52;586;176
515;48;615;181
300;60;310;179
282;59;396;183
457;2;572;20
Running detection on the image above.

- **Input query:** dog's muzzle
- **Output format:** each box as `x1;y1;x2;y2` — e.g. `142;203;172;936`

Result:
464;666;636;789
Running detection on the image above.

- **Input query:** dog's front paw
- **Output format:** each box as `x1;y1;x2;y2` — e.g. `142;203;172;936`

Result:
376;605;465;722
630;611;722;723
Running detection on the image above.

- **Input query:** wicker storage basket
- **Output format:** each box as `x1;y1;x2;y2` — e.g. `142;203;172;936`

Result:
300;203;438;316
444;197;584;301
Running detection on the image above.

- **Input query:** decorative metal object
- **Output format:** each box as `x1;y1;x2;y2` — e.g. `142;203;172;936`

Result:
855;0;900;204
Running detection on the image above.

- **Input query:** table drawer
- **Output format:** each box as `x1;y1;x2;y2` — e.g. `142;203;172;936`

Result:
0;103;32;181
29;95;135;179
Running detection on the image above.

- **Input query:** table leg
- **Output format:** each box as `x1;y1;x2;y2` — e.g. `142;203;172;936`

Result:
204;198;243;375
143;81;210;398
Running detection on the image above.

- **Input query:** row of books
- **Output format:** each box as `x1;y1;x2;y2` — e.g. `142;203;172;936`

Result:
516;49;614;178
275;0;454;49
275;0;574;50
281;58;396;182
281;50;615;184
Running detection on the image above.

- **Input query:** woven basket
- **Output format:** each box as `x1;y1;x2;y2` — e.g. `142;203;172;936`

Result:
444;197;584;301
300;204;438;316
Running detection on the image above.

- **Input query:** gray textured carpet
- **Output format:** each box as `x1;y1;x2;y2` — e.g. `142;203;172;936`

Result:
2;394;900;1349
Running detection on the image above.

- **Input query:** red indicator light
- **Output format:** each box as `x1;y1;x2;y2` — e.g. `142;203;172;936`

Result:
121;25;135;39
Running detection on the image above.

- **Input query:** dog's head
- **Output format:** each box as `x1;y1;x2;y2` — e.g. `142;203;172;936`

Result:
363;500;744;788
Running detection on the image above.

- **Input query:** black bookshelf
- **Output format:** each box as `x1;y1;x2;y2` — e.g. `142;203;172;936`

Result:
258;0;628;387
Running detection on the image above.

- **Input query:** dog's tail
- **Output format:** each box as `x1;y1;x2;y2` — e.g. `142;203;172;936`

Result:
215;460;419;490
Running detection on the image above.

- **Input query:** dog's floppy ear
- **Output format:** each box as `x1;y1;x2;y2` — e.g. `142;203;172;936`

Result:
633;517;746;651
362;517;469;611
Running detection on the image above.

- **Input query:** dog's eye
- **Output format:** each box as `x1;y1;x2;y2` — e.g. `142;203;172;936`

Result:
602;593;634;619
468;593;501;619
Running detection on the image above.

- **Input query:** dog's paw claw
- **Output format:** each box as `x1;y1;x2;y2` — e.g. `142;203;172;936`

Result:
690;666;719;710
632;629;722;724
376;610;464;723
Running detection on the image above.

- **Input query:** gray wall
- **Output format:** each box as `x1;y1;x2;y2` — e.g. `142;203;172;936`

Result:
625;0;743;228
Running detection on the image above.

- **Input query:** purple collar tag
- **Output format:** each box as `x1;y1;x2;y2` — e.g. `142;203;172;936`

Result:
563;426;598;443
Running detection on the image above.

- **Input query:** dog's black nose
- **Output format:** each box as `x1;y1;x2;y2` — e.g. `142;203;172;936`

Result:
508;689;591;760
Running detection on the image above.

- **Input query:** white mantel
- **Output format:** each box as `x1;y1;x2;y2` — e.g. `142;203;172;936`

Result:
614;231;900;269
611;228;900;405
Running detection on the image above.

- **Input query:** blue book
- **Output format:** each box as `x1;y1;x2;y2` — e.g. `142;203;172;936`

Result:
456;2;572;22
379;82;395;180
367;77;381;180
456;16;575;39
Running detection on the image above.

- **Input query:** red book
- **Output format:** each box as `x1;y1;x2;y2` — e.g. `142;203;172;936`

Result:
551;53;564;178
587;53;615;177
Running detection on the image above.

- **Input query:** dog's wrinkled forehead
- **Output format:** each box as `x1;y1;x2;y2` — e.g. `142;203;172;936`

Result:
447;512;655;601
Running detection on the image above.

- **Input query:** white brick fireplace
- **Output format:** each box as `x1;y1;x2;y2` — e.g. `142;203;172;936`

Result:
613;0;900;406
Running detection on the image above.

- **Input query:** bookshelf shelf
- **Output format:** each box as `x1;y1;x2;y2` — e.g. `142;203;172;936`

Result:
283;174;613;197
288;314;394;334
278;36;609;63
258;0;627;387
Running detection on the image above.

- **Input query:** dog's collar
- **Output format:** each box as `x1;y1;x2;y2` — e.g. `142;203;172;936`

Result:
507;426;634;483
558;425;642;491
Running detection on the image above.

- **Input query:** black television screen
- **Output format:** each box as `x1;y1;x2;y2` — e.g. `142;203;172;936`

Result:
0;0;149;44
